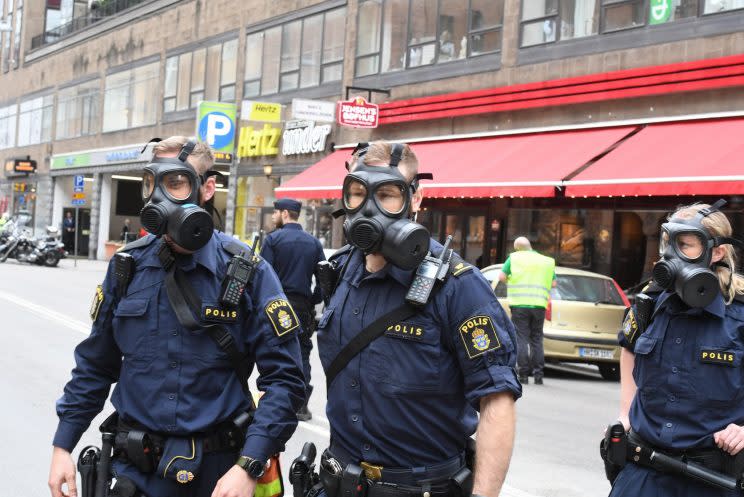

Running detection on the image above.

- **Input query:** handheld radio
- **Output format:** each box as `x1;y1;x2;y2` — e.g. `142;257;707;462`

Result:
405;235;453;307
219;234;259;307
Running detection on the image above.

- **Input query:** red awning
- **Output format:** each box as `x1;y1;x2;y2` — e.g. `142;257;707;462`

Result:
564;118;744;197
275;127;636;199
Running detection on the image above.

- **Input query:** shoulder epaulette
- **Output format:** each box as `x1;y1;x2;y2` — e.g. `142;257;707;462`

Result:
118;234;156;252
448;252;473;277
221;239;250;257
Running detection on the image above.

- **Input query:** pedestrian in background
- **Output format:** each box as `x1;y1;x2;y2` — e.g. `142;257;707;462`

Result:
261;198;326;421
120;218;132;242
498;236;556;385
62;211;75;251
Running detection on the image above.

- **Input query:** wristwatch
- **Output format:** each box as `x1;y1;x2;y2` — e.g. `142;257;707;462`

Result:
236;456;266;479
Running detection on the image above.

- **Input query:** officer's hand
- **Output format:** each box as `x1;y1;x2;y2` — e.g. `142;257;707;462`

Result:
211;465;256;497
48;447;77;497
714;424;744;455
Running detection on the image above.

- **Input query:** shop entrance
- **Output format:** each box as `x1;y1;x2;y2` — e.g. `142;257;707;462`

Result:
62;207;91;257
611;212;646;289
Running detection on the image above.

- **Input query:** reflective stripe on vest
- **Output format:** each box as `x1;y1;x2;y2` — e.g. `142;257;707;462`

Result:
507;251;555;308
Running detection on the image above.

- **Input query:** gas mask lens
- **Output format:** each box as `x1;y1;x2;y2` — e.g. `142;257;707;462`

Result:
142;170;155;200
343;179;367;211
374;183;406;215
659;227;706;261
162;171;193;201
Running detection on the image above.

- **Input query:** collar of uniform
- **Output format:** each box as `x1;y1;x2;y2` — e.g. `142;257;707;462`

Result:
657;290;726;319
281;223;302;230
347;251;414;288
136;236;219;275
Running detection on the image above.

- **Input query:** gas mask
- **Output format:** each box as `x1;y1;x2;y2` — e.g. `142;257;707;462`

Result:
338;143;432;270
652;199;739;308
139;140;214;252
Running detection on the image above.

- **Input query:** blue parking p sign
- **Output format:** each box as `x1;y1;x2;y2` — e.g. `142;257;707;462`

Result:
74;175;84;189
197;102;237;153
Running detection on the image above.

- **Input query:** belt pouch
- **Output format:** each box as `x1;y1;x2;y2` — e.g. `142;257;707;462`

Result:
156;437;204;484
341;464;365;497
450;466;472;497
126;430;156;474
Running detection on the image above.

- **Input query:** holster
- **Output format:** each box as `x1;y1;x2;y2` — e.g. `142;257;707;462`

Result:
599;422;627;484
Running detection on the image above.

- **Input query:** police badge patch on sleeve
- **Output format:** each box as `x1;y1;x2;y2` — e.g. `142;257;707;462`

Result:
90;285;104;321
265;299;300;337
623;308;639;344
458;315;502;359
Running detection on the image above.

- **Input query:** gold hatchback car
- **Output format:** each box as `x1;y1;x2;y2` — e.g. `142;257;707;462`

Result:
481;264;629;381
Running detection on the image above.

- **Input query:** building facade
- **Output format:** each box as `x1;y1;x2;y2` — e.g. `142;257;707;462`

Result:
0;0;741;290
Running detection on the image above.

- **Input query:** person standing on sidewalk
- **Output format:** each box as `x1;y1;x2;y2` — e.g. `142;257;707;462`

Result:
498;237;556;385
261;198;326;421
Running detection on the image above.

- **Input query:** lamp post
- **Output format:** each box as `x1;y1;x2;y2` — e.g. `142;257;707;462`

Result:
263;164;273;179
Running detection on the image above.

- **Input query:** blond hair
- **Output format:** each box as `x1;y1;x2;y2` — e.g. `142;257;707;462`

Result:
152;136;214;175
671;203;744;304
349;141;419;182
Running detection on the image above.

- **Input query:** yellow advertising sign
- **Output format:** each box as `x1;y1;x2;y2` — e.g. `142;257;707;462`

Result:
237;124;281;159
241;100;282;123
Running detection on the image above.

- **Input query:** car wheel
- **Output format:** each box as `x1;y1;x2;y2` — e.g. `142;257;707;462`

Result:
598;363;620;381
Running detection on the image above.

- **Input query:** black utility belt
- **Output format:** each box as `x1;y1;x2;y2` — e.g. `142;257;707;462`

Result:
319;450;472;497
113;416;247;474
627;431;742;477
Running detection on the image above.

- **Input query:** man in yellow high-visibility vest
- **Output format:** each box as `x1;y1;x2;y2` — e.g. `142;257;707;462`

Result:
498;237;556;385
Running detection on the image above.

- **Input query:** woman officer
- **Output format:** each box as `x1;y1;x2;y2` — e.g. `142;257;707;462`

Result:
610;200;744;497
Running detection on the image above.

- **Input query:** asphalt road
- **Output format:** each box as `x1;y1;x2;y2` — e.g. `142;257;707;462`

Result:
0;258;618;497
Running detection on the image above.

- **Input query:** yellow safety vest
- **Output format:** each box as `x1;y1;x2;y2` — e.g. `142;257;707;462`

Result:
507;250;555;308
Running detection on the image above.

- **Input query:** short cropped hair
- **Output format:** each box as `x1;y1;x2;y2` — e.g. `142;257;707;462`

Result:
152;136;215;175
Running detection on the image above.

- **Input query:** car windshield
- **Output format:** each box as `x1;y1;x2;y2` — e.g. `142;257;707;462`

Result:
551;275;624;305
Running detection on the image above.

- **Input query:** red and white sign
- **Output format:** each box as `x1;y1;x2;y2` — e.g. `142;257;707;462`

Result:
337;97;379;129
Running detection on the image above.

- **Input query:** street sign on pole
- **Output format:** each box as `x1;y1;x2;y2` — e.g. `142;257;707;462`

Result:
74;175;85;189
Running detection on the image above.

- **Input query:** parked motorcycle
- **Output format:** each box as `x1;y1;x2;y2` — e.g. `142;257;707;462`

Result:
0;224;66;267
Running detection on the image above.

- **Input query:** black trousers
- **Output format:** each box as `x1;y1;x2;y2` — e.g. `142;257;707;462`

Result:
511;306;546;378
288;295;315;403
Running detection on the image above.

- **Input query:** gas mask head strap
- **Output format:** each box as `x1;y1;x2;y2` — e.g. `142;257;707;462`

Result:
692;199;744;250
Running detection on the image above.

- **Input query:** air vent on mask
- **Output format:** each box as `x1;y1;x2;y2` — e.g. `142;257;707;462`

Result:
351;222;380;251
140;205;166;235
652;262;674;289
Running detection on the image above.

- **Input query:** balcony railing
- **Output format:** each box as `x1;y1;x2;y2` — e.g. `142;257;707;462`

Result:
31;0;150;50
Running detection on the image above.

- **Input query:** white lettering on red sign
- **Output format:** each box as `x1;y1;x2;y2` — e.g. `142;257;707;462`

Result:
282;120;332;156
336;97;379;129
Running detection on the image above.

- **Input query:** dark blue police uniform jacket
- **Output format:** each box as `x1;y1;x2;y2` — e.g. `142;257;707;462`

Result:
620;291;744;451
53;232;306;463
261;224;326;303
318;242;522;468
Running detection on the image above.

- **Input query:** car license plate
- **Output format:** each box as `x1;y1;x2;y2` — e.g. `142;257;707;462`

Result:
579;347;614;359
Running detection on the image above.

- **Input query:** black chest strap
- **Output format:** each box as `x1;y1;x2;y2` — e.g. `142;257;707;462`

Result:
157;242;252;399
325;303;418;389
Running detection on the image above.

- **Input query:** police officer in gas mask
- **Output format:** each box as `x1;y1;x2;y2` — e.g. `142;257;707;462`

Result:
302;141;521;497
604;200;744;497
49;136;305;497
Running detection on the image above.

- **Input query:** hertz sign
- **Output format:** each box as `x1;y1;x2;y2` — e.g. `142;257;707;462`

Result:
4;159;37;177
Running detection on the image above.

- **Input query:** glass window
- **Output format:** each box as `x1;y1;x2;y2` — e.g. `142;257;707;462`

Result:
703;0;744;14
602;0;645;31
650;0;699;23
246;6;345;95
261;26;281;95
206;44;222;101
163;56;178;112
0;103;16;149
17;95;53;146
244;32;263;97
13;7;21;69
300;15;322;88
221;39;238;87
381;0;408;71
176;52;192;111
560;0;598;38
191;48;206;92
103;62;158;132
280;20;301;91
57;80;100;140
2;12;12;73
358;0;503;76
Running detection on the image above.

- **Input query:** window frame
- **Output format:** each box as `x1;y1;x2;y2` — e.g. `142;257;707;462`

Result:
102;60;160;133
0;102;17;150
56;79;100;140
17;93;54;147
244;5;346;98
355;0;504;78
